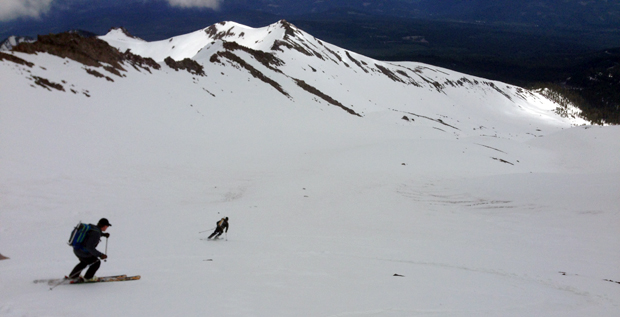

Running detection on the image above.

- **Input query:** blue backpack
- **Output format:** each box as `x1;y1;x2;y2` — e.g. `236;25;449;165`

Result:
68;222;91;248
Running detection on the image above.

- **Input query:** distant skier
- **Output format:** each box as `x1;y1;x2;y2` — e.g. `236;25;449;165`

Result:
208;217;229;239
68;218;111;282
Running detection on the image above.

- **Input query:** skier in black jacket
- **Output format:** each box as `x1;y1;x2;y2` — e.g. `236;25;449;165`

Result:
68;218;111;282
208;217;229;239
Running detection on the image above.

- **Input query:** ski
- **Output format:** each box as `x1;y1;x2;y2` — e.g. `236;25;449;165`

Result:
70;275;140;284
34;274;127;285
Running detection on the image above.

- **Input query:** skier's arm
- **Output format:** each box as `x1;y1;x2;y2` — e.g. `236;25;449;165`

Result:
83;231;104;258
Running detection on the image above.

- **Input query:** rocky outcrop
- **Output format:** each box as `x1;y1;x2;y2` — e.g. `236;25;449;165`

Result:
12;32;160;75
0;51;34;67
164;56;205;76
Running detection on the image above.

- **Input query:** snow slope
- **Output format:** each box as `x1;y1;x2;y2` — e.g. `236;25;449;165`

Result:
101;20;588;138
1;20;618;317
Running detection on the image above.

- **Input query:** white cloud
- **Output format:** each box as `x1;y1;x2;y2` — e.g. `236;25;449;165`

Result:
166;0;221;9
0;0;53;22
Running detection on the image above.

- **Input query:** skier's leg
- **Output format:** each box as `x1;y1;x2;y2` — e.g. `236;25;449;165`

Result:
214;228;224;238
69;259;88;278
209;228;222;239
84;257;101;279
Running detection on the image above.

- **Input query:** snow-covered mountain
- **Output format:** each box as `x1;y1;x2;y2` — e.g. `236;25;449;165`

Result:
1;20;618;317
0;35;35;51
100;20;588;136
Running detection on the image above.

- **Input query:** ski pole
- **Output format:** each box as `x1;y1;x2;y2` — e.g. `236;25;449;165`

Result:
50;278;68;291
199;227;215;234
104;237;108;262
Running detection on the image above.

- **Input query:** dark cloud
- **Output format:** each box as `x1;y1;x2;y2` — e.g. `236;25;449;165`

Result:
0;0;221;22
166;0;221;9
0;0;53;21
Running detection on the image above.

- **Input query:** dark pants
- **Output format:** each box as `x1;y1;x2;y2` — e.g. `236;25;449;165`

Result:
208;228;224;239
69;256;101;279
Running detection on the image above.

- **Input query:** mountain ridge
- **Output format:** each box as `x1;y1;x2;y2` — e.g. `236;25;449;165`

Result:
100;20;587;130
4;20;587;135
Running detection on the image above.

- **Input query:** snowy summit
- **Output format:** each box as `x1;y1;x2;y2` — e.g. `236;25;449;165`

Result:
0;20;618;317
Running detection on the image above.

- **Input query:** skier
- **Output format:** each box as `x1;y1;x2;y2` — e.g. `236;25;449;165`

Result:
68;218;111;282
208;217;229;239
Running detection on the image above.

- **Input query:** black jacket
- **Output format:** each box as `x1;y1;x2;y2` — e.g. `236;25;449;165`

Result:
73;224;104;258
217;218;229;232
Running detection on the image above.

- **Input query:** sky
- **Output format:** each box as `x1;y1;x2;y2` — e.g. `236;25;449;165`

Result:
3;0;619;35
0;0;221;22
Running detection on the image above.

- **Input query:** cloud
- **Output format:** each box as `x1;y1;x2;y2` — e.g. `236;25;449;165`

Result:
0;0;54;22
0;0;221;22
166;0;221;10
